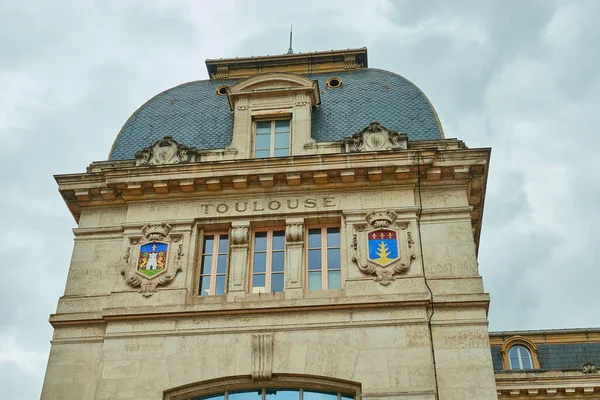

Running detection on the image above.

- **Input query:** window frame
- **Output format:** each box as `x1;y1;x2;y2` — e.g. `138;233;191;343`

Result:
305;225;342;291
250;228;286;293
500;335;540;370
252;118;291;158
198;232;229;296
190;388;353;400
163;374;360;400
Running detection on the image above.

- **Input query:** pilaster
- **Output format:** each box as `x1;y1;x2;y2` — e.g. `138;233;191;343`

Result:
227;221;250;301
285;217;305;299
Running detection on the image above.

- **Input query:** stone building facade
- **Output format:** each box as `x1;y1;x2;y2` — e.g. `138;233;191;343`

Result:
41;48;600;399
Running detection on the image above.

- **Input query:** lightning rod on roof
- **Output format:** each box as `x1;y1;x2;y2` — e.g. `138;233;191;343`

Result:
287;25;294;55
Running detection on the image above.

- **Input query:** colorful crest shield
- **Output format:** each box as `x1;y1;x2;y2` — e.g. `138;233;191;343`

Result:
137;242;168;278
367;229;399;267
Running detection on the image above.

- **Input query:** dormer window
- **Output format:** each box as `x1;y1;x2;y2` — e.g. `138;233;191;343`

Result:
254;120;291;158
225;73;320;159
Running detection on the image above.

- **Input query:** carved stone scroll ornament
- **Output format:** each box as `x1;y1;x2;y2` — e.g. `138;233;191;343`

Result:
285;223;304;243
345;121;408;153
352;211;415;285
230;225;249;246
583;363;599;374
135;136;199;166
121;223;182;297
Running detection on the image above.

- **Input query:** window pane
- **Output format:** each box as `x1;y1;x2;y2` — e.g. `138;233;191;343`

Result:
215;275;226;295
271;273;284;292
256;121;271;134
192;394;225;400
201;255;213;274
255;133;271;150
254;232;267;251
275;132;289;148
203;236;214;253
271;251;285;272
272;231;285;250
327;248;341;270
229;390;262;400
328;270;341;289
253;252;266;273
304;391;339;400
308;249;322;271
327;227;340;247
265;389;299;399
308;228;321;248
216;254;228;274
275;120;290;132
341;396;355;400
199;275;211;296
252;274;266;289
520;347;533;369
308;271;322;290
509;355;520;369
274;148;289;157
218;235;229;253
255;149;270;158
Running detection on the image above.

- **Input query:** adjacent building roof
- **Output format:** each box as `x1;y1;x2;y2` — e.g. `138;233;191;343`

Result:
491;343;600;372
109;68;444;160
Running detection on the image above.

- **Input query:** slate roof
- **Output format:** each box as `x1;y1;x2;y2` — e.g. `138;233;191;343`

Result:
491;343;600;372
109;69;444;160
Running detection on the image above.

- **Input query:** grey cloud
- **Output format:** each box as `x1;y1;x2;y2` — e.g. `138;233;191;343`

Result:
1;1;599;397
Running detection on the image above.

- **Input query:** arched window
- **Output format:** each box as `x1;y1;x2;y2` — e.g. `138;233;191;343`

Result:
508;345;533;370
500;336;540;371
164;375;360;400
192;389;353;400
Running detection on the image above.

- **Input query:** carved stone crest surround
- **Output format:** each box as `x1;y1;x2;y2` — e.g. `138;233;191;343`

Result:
121;223;183;297
351;210;415;285
135;136;199;166
344;121;408;153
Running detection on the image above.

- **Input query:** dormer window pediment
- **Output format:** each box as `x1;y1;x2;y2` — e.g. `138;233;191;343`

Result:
226;73;320;110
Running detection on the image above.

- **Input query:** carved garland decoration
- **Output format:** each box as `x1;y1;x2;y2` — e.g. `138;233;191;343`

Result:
121;223;183;297
352;210;415;285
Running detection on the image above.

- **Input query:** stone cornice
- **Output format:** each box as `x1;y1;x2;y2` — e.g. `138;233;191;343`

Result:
205;47;368;79
49;292;490;328
495;370;600;398
56;147;490;250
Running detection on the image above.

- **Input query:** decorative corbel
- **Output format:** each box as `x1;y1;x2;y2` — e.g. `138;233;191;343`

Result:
252;333;273;380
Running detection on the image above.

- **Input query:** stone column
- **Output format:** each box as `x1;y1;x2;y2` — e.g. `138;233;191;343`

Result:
228;221;250;301
285;218;305;299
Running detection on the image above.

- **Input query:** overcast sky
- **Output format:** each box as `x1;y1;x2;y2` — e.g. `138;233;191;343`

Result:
1;0;599;398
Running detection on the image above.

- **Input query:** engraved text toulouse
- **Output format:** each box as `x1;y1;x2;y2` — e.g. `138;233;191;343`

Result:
199;196;337;214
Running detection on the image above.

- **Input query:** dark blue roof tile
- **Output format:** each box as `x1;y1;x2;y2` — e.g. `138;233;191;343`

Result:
109;69;443;160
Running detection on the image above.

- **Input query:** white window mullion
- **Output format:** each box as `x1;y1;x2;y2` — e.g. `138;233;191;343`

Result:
270;121;276;157
321;227;328;289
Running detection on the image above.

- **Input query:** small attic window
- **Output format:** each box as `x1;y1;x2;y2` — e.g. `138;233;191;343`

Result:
216;84;229;96
326;77;342;89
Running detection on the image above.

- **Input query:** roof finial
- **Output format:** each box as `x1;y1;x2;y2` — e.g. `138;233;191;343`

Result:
287;25;294;55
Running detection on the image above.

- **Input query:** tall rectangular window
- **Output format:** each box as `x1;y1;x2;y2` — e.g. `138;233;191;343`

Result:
254;120;290;158
199;233;229;296
251;230;285;293
307;227;341;290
